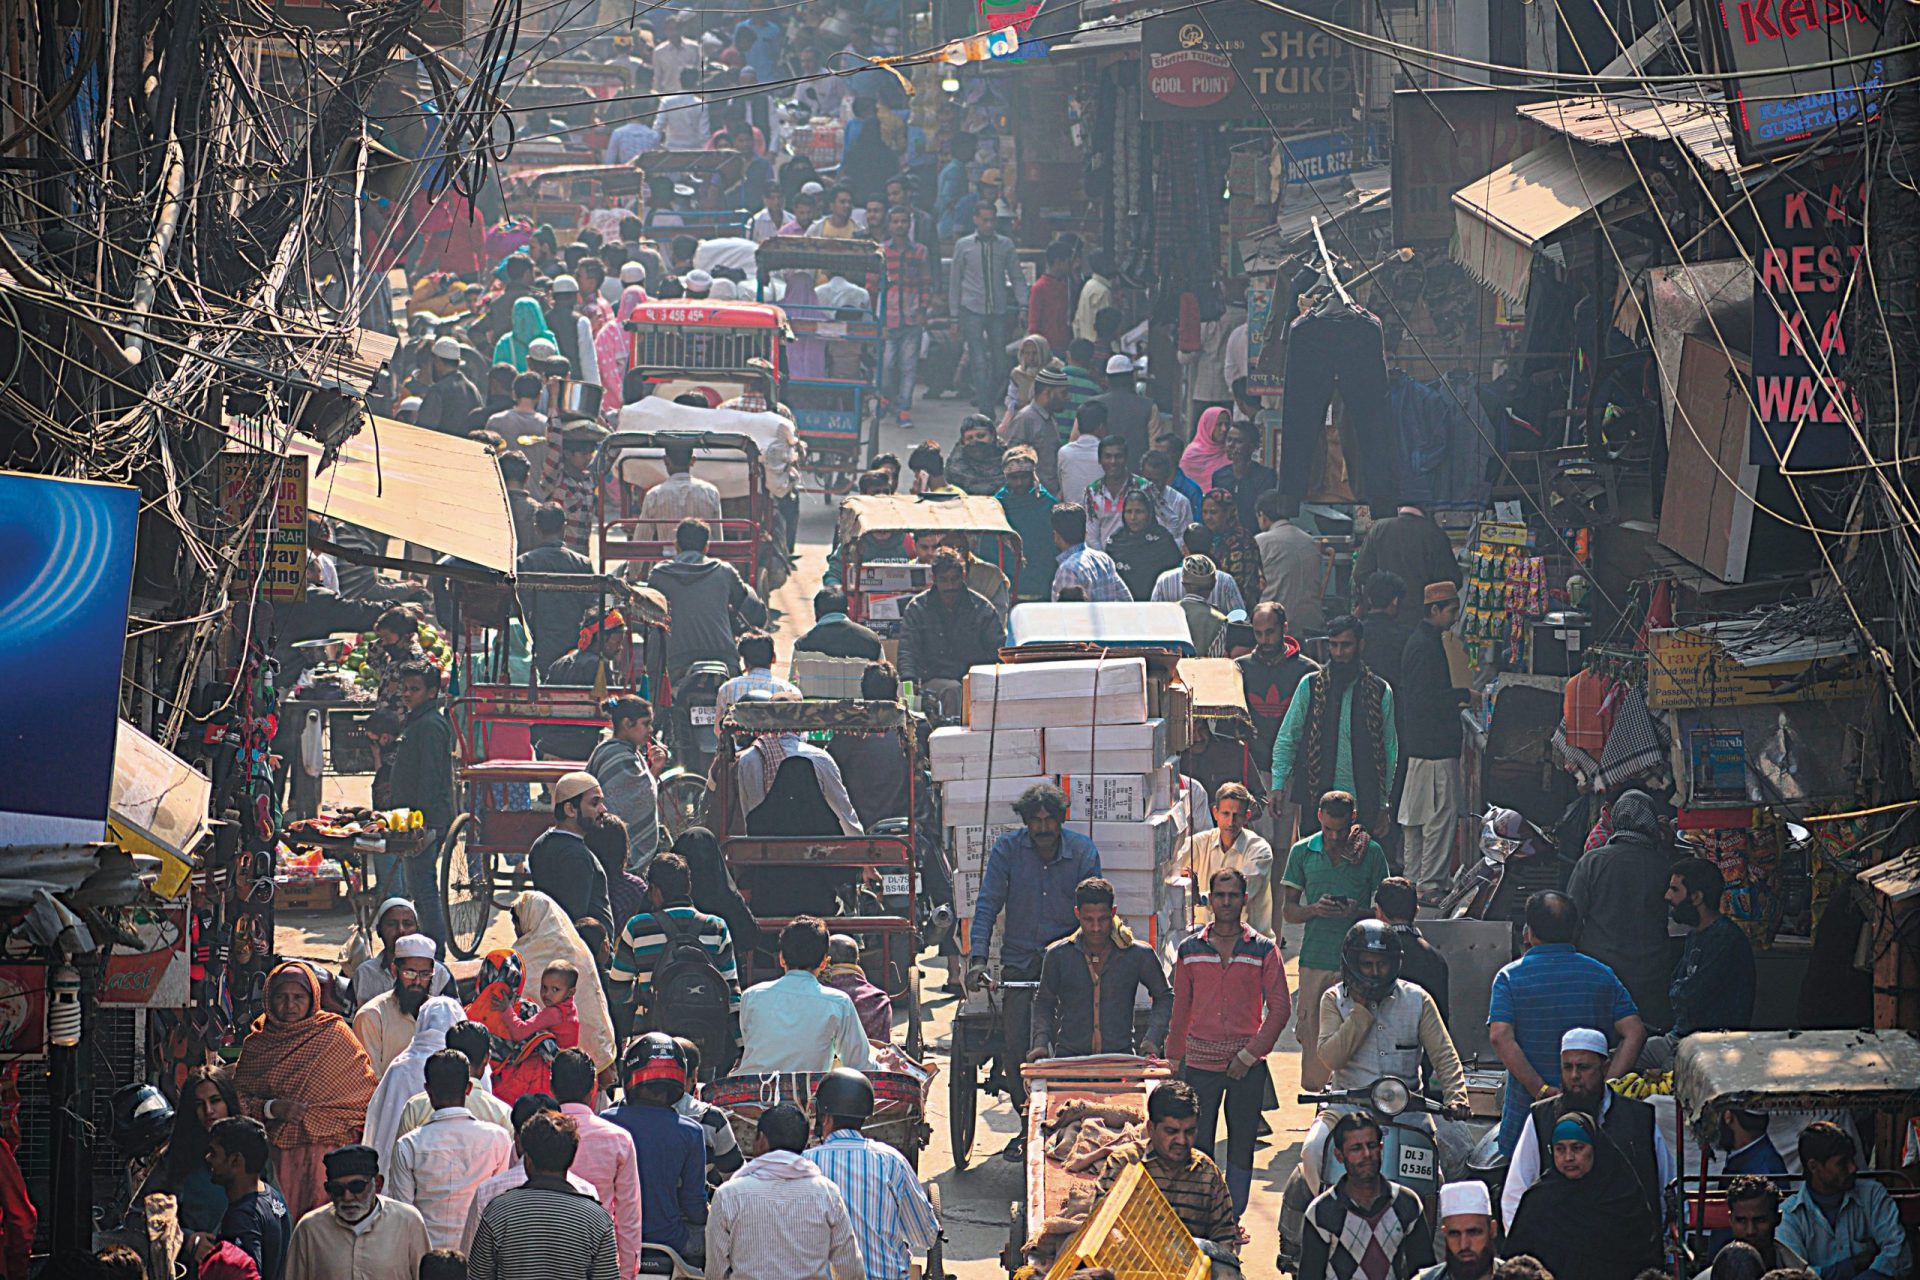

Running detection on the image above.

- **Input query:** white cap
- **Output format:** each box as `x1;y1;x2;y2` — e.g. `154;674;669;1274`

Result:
799;181;824;196
527;337;559;359
709;278;739;300
620;261;647;284
393;933;438;961
551;273;580;294
1561;1027;1610;1058
685;269;714;290
1438;1181;1492;1220
431;336;462;361
1105;353;1134;375
396;396;424;413
553;771;600;806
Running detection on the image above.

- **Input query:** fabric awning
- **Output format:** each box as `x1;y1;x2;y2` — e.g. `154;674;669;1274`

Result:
1451;140;1639;305
292;416;517;575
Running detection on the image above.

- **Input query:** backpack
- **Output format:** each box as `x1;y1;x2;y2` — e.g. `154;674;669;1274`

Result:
643;911;737;1079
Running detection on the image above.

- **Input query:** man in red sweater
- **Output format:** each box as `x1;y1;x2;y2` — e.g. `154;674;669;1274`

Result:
1026;240;1076;355
1166;867;1292;1216
0;1139;30;1280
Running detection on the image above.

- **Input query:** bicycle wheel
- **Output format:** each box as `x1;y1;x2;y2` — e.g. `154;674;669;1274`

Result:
948;1035;977;1169
440;815;492;960
658;773;711;844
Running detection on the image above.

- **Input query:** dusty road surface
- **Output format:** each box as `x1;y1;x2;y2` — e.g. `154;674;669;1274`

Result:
277;393;1318;1280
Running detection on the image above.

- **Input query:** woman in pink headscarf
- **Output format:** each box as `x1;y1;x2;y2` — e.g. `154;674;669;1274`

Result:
1179;406;1235;492
596;284;647;402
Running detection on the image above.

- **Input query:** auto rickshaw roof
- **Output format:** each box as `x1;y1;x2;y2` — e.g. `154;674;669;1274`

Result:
837;494;1016;543
1177;657;1253;723
720;698;910;735
629;300;786;329
755;234;886;276
1007;602;1197;656
505;162;647;195
1672;1029;1920;1123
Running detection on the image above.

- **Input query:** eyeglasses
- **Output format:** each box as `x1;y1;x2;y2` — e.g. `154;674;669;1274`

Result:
325;1178;373;1196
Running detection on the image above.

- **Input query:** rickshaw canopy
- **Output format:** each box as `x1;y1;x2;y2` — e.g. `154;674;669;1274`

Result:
610;400;798;498
719;698;911;737
504;162;646;196
1672;1029;1920;1124
1007;602;1197;655
755;234;886;279
836;494;1016;545
1177;657;1254;729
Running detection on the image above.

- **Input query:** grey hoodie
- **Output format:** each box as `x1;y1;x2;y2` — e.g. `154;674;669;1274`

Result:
648;551;767;678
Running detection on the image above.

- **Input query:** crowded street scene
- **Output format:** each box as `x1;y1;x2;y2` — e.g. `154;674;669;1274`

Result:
3;0;1920;1277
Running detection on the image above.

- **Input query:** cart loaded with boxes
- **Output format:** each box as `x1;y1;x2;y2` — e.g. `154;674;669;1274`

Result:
930;603;1198;1166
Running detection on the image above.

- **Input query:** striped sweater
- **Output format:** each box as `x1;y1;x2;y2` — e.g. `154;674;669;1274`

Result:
468;1179;618;1280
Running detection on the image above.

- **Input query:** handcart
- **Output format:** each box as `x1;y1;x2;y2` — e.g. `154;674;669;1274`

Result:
754;235;886;496
1010;1057;1182;1276
707;697;928;1057
439;573;669;959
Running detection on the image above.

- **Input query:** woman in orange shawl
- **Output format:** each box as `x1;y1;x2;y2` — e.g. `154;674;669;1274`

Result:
233;962;377;1219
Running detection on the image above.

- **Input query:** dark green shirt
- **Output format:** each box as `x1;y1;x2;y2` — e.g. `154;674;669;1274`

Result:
389;702;456;829
1280;832;1389;970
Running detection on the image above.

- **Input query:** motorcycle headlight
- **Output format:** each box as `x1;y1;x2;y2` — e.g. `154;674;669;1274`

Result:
1369;1077;1410;1117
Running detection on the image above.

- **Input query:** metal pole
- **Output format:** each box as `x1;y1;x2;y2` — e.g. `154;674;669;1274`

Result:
48;956;97;1254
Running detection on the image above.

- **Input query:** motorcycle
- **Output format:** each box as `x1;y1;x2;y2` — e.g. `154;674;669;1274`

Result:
671;660;733;778
1278;1077;1447;1273
1436;806;1560;921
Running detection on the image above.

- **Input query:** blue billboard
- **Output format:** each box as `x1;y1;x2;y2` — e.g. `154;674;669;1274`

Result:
0;472;139;847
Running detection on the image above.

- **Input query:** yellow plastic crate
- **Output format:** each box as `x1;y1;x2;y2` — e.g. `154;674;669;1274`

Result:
1043;1164;1210;1280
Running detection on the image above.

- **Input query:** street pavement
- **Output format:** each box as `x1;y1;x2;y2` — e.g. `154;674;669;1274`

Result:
279;390;1319;1280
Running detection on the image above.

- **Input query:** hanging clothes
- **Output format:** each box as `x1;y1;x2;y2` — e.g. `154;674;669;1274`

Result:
1279;304;1397;512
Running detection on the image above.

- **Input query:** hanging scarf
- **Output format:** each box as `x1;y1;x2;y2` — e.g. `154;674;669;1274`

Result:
1203;487;1262;606
596;285;647;397
363;996;464;1165
1293;662;1391;820
233;963;377;1149
512;892;618;1071
756;733;798;793
1180;407;1234;490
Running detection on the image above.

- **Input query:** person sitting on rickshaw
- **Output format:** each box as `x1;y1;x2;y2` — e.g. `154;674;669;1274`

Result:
822;934;893;1044
825;663;912;829
898;547;1002;720
821;471;912;589
734;691;864;839
533;606;629;762
639;442;723;527
737;917;875;1074
922;531;1011;619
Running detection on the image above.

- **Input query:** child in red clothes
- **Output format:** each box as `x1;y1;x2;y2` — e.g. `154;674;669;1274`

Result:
499;960;581;1050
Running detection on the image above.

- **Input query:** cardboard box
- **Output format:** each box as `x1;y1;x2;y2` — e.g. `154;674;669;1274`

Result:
790;653;869;700
966;658;1150;730
1044;720;1169;774
865;592;910;622
940;775;1052;826
946;822;1023;872
856;561;928;592
1083;811;1180;869
1060;767;1175;821
1107;867;1158;918
929;727;1046;782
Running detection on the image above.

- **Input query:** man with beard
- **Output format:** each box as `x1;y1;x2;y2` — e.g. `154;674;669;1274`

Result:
528;772;616;938
354;936;442;1076
1237;603;1318;848
283;1143;431;1280
1271;616;1396;839
1413;1182;1499;1280
1638;857;1756;1072
352;899;455;1005
1501;1027;1672;1227
1298;1112;1434;1280
1692;1177;1807;1277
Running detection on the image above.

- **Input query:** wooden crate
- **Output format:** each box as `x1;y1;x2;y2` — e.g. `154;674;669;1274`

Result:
274;879;343;912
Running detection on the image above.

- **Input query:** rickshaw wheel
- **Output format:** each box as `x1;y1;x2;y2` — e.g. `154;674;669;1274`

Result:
924;1182;946;1280
440;815;492;961
948;1041;978;1168
658;774;711;843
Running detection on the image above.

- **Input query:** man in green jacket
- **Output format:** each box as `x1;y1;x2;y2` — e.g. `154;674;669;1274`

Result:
389;658;457;945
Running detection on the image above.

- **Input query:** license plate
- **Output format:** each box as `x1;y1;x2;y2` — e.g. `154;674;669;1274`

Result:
880;874;910;896
1397;1145;1434;1182
690;706;716;725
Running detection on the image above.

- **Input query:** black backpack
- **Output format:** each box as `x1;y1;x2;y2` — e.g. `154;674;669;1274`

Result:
643;911;737;1079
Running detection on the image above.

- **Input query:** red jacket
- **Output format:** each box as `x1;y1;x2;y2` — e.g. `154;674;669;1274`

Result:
1027;272;1073;353
199;1241;263;1280
1165;924;1292;1071
0;1143;32;1280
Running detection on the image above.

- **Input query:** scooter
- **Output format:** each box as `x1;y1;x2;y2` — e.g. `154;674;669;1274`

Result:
671;660;733;777
1277;1077;1447;1273
1436;806;1559;921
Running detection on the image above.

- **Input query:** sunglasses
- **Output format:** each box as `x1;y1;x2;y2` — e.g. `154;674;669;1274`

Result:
325;1178;374;1197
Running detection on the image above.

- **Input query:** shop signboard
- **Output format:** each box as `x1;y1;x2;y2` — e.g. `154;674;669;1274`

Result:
1695;0;1882;162
220;451;310;603
1748;164;1863;470
1391;88;1547;243
1278;130;1356;187
1141;2;1354;123
0;471;139;849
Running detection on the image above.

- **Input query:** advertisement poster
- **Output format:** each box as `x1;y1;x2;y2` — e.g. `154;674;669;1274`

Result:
1749;164;1863;470
1245;284;1284;397
0;967;47;1061
0;472;139;848
1141;1;1353;124
220;451;309;603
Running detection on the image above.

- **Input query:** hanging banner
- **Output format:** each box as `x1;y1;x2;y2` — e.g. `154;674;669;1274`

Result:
220;452;310;603
1695;0;1883;162
1749;164;1863;470
0;472;139;849
979;0;1043;30
1141;1;1354;123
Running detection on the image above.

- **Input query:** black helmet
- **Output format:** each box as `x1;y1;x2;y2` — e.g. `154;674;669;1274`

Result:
812;1068;874;1127
1339;919;1403;1002
110;1082;175;1159
623;1032;688;1094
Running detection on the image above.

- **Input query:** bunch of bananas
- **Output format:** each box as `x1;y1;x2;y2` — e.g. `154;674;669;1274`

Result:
1609;1071;1673;1099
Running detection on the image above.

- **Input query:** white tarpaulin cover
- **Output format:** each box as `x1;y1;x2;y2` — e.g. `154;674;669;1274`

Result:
109;718;211;862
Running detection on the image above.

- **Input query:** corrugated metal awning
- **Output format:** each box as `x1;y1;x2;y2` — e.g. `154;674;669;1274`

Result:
292;416;517;575
1516;95;1747;177
1451;140;1639;304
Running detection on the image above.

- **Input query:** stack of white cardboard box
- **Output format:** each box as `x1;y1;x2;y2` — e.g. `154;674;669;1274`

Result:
930;657;1193;973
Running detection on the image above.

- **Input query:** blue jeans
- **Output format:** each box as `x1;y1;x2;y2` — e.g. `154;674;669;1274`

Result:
882;325;922;412
961;310;1007;415
403;830;448;946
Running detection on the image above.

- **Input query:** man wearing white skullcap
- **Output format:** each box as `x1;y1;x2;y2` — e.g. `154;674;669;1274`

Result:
353;929;451;1076
352;898;456;1004
1412;1183;1497;1280
526;772;615;937
683;268;714;299
1499;1025;1672;1227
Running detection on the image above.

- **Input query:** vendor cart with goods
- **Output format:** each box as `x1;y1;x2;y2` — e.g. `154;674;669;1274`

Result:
754;235;886;496
935;619;1197;1167
1670;1029;1920;1276
439;573;669;959
706;697;928;1057
280;807;431;958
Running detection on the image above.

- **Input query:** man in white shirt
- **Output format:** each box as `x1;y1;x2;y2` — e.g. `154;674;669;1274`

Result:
713;631;801;725
738;917;876;1074
389;1050;514;1250
1223;317;1249;394
461;1094;602;1253
747;184;786;244
638;443;722;529
816;274;871;311
1054;401;1107;522
651;17;701;99
283;1143;431;1280
1073;250;1116;345
1180;782;1274;935
659;92;710;152
706;1103;865;1280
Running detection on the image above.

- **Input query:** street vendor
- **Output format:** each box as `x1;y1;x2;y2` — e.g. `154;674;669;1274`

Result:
1092;1081;1241;1265
968;783;1101;1161
351;898;455;1005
